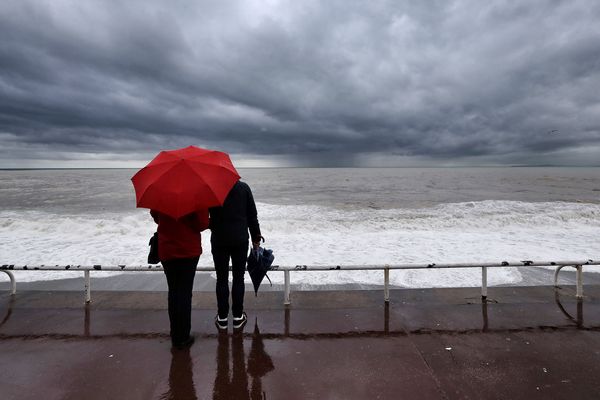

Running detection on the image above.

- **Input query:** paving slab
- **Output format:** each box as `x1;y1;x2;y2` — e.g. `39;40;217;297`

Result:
1;285;600;399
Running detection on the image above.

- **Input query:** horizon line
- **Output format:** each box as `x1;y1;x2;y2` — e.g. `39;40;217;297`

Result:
1;165;600;171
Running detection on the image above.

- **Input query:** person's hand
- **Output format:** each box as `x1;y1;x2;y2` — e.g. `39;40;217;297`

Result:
252;235;265;249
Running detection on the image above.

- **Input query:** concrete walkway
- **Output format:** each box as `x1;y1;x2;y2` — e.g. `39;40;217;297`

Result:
1;285;599;399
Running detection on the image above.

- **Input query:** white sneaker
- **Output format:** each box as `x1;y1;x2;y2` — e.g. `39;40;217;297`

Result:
215;315;228;330
233;312;247;329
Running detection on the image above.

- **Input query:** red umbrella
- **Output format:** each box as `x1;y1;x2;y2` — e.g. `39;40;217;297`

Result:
131;145;240;219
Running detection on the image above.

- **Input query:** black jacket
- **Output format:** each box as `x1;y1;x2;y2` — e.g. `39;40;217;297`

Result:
209;181;261;246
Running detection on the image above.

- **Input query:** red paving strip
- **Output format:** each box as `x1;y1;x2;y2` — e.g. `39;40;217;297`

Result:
1;286;600;399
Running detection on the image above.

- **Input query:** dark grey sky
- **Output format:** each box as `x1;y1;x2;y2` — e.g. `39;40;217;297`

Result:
1;0;599;167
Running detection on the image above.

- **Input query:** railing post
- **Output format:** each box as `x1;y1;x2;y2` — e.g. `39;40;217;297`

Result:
284;270;291;305
384;268;390;303
481;266;488;300
1;271;16;295
576;265;583;299
9;271;15;295
84;271;91;304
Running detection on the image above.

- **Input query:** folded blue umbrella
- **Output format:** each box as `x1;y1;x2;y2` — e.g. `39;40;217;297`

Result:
246;246;275;295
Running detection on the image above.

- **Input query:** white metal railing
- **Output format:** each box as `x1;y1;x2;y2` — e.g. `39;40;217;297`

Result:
1;259;599;304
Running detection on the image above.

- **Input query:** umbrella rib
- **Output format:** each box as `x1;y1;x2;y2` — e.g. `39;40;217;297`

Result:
144;157;178;168
187;161;237;182
186;157;236;170
190;169;222;206
132;158;178;184
188;150;220;160
178;160;228;208
136;159;179;186
142;151;180;168
135;160;184;208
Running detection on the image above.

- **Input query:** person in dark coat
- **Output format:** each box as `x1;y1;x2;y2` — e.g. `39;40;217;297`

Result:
209;180;262;330
151;209;209;348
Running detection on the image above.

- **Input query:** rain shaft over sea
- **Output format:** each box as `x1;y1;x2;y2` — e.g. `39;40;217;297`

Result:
1;167;600;288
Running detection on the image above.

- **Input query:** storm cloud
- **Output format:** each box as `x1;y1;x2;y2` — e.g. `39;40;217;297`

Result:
1;0;599;167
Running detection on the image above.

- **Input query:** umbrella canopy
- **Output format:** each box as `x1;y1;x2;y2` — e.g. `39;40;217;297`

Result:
246;247;275;295
131;145;240;219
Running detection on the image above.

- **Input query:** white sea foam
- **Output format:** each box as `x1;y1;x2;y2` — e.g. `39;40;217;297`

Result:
1;200;599;286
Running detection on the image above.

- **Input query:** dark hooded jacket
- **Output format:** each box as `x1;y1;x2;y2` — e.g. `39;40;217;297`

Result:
209;181;261;246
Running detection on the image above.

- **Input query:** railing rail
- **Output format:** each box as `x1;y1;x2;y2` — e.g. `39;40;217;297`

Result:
1;259;598;304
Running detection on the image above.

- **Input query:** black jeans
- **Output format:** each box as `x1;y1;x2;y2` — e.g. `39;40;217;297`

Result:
162;256;199;344
212;242;248;319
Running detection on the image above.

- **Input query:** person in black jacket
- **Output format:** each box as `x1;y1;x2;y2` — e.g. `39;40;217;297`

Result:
210;180;263;330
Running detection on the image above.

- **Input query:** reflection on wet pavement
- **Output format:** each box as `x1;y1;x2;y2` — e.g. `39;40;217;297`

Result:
160;348;197;400
0;295;14;328
214;321;274;400
1;286;600;399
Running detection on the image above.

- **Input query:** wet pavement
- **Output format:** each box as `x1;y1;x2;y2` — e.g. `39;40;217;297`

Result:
1;285;600;399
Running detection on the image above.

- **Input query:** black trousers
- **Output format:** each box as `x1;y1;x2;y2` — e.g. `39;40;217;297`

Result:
212;242;248;319
162;256;199;344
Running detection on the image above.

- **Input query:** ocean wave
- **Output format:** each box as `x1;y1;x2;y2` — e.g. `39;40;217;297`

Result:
1;200;599;286
259;200;600;231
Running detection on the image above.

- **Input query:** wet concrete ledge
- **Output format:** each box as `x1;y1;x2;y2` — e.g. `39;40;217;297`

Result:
1;285;600;399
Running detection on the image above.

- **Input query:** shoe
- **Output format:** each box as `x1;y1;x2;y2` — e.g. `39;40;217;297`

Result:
215;314;228;330
233;312;247;329
173;335;195;349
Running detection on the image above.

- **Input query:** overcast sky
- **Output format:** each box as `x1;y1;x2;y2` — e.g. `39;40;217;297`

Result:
1;0;599;167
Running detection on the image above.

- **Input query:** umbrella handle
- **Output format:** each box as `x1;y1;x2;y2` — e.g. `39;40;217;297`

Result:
253;246;262;261
252;235;265;247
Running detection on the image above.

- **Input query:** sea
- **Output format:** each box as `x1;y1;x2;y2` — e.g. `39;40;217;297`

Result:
1;167;600;288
